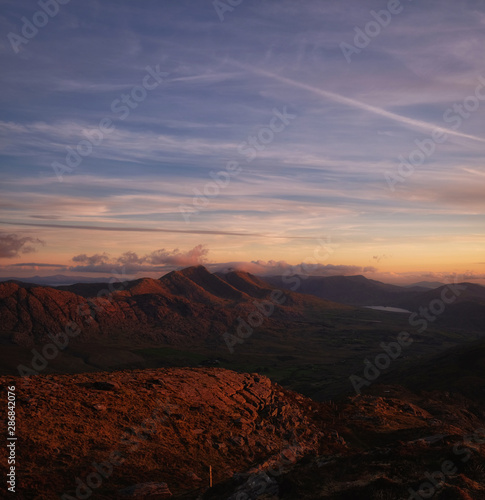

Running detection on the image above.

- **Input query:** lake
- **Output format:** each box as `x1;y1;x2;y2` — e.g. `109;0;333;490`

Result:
364;306;411;313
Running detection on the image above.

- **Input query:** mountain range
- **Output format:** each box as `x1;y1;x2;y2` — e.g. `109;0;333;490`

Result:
0;266;348;348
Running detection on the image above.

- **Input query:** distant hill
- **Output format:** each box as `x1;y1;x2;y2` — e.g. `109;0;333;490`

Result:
0;274;115;286
406;280;445;289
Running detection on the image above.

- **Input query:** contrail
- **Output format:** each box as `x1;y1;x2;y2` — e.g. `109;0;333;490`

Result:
462;167;485;177
228;59;485;144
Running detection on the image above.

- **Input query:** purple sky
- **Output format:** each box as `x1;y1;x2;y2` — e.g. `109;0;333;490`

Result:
1;0;485;284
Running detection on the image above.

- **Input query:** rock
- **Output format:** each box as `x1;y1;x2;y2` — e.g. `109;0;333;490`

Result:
119;482;172;498
230;436;245;446
227;472;278;500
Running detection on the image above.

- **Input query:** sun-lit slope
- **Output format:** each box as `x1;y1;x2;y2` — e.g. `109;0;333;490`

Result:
3;368;335;499
7;365;485;499
161;266;248;302
0;266;351;347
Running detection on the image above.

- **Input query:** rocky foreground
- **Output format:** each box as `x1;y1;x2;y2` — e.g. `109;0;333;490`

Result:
1;368;335;499
1;367;485;499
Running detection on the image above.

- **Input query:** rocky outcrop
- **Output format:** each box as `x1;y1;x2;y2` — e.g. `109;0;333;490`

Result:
4;368;336;499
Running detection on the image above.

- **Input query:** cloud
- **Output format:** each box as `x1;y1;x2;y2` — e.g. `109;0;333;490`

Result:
372;254;390;264
0;221;309;239
145;245;209;266
208;259;377;277
0;233;44;258
72;253;110;266
66;249;374;279
8;263;66;268
69;245;209;273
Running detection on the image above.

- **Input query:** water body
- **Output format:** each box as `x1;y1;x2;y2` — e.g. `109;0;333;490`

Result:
365;306;411;314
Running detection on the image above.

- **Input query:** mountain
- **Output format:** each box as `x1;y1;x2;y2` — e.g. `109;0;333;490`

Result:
0;266;349;348
5;269;485;498
396;282;485;332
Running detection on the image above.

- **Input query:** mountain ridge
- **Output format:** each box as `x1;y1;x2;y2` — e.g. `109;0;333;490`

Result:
0;266;350;348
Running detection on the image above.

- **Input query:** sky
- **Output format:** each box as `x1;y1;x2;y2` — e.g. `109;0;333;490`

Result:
0;0;484;285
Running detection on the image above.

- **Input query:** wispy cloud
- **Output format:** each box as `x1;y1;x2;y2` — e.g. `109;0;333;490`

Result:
0;221;313;239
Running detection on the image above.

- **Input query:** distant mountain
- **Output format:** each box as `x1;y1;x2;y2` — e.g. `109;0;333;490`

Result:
262;274;485;333
0;274;115;286
396;282;485;332
406;280;446;289
262;274;419;306
0;266;349;347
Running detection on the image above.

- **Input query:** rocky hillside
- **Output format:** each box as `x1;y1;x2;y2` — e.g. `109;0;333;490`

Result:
2;364;485;499
0;266;348;347
0;368;338;499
